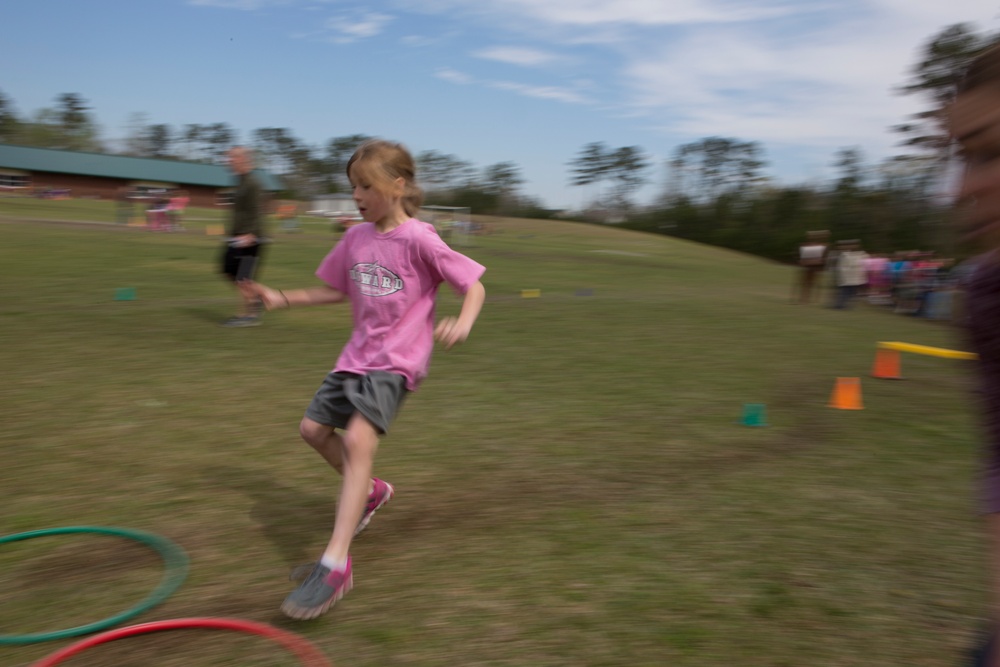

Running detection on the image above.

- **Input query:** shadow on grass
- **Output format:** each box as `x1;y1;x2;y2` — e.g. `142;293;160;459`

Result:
176;306;229;325
203;465;335;566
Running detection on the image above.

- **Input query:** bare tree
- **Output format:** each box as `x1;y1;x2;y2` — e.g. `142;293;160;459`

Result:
204;122;237;164
325;134;372;193
669;137;765;202
607;146;650;210
144;124;174;158
417;150;475;193
0;89;20;142
568;141;611;198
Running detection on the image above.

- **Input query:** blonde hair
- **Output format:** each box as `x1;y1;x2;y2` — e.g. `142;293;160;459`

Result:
346;139;424;216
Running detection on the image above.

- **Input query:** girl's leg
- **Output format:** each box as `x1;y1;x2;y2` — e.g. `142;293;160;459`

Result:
281;413;382;619
322;412;379;564
299;417;344;474
299;416;382;524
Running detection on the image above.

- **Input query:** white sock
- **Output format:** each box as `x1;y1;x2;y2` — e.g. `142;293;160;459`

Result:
320;554;348;572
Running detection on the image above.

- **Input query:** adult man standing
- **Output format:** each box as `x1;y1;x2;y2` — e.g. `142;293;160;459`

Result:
221;146;266;326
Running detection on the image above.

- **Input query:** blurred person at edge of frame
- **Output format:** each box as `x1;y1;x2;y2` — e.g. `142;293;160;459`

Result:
948;43;1000;667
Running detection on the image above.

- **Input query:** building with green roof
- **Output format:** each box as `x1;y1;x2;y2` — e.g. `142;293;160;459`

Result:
0;143;281;208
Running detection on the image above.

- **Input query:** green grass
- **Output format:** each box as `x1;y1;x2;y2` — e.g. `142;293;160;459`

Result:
0;196;330;230
0;208;989;666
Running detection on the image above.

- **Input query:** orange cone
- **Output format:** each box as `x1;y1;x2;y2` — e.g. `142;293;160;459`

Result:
829;377;864;410
871;347;902;380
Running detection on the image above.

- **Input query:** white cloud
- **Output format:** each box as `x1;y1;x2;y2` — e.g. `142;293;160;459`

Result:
489;0;805;26
397;0;809;27
868;0;1000;28
435;66;591;104
473;46;564;67
191;0;1000;180
610;2;998;156
402;34;437;47
435;68;475;84
489;81;591;104
188;0;288;9
325;12;393;43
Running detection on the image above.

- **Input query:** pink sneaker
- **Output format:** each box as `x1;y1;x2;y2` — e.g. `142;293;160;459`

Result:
356;477;394;536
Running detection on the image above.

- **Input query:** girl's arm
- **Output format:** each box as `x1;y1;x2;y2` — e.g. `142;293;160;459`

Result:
434;280;485;349
241;281;346;310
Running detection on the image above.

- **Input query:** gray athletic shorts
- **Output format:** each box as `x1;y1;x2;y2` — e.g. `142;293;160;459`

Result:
304;371;408;435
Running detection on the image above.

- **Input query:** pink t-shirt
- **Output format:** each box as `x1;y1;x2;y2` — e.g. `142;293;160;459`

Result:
316;218;485;390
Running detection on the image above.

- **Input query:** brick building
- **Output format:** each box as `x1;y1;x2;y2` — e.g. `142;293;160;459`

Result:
0;143;281;207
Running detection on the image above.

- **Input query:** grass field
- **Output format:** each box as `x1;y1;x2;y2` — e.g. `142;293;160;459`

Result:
0;200;990;666
0;196;331;230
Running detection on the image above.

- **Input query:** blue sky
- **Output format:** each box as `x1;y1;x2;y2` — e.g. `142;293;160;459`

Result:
2;0;998;209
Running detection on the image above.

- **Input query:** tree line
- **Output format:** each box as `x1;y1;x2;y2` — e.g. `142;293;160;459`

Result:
613;23;996;263
0;93;545;217
0;23;990;261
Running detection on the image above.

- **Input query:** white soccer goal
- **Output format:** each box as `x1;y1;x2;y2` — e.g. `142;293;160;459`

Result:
419;205;472;246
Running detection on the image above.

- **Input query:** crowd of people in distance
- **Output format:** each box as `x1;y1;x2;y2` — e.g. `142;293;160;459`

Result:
114;186;189;231
794;231;964;322
857;249;960;318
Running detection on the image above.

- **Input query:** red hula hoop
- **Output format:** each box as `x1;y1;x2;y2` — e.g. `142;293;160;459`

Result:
31;617;332;667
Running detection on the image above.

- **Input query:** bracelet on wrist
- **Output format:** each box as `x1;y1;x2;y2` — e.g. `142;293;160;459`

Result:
279;290;290;308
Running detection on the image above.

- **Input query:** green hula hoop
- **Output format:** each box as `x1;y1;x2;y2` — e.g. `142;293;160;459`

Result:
0;526;189;645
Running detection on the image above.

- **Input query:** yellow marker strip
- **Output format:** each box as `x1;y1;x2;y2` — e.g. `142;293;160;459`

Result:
877;341;978;360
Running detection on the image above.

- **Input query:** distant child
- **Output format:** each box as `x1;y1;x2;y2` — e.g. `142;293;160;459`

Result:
832;240;869;309
167;189;189;231
114;186;132;225
146;193;170;231
243;139;486;620
864;253;891;305
948;44;1000;666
